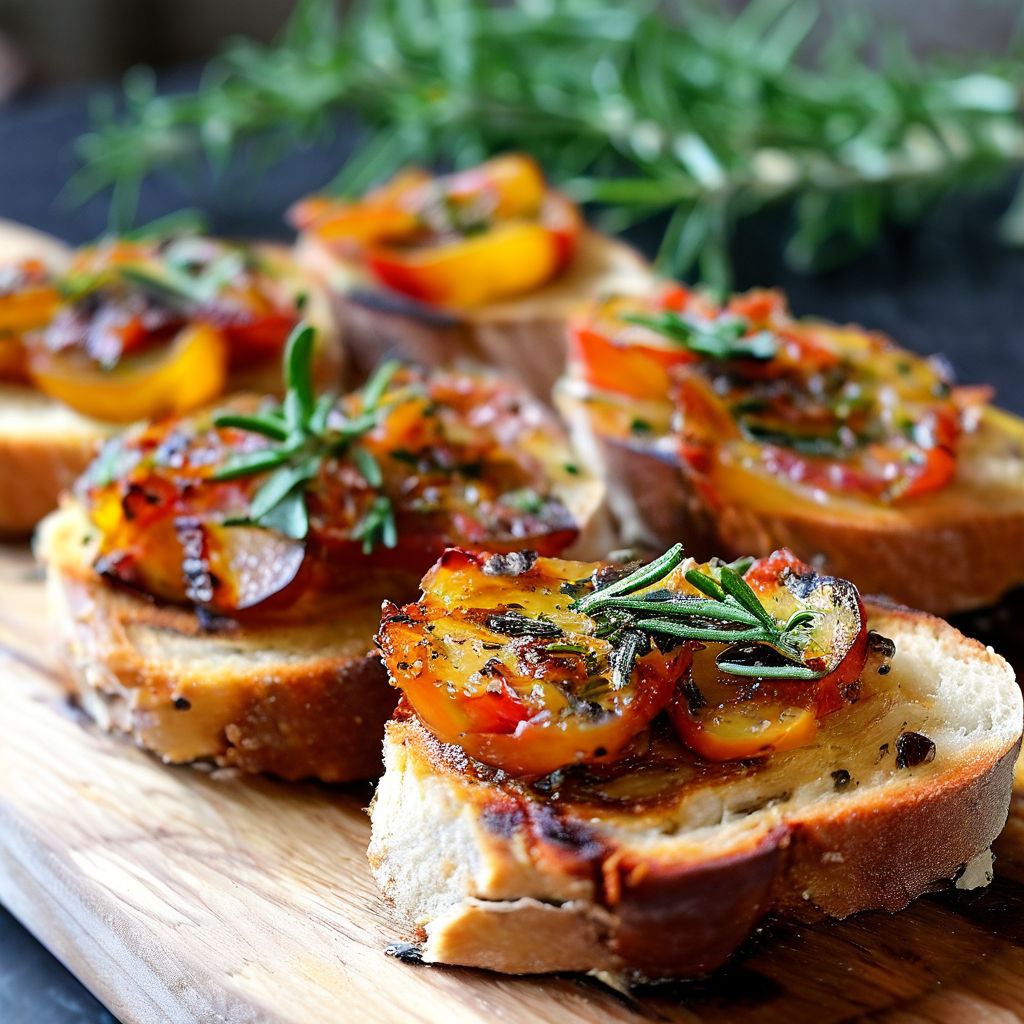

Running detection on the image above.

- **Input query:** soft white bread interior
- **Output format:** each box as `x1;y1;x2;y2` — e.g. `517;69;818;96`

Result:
37;501;397;782
368;602;1022;981
558;380;1024;615
296;226;656;400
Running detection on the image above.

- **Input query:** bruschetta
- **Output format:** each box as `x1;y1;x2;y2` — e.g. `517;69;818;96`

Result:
369;544;1022;981
38;325;607;781
556;285;1024;614
289;154;654;399
0;226;341;534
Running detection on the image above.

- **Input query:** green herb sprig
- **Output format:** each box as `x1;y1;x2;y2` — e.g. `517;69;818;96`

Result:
72;0;1024;290
620;310;779;361
214;322;402;547
573;543;824;682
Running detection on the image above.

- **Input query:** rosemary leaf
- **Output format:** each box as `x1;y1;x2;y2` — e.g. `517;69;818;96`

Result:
248;458;320;521
255;485;309;540
214;448;291;480
284;323;317;422
72;0;1024;287
214;413;290;442
718;566;778;630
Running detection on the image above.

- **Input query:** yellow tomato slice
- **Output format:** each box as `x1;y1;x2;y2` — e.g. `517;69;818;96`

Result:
367;221;563;307
0;285;60;334
28;323;228;422
668;699;817;762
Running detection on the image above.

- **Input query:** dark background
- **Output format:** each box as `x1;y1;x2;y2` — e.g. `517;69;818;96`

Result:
1;3;1024;1022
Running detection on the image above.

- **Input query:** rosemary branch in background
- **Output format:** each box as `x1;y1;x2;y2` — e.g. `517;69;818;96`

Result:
73;0;1024;290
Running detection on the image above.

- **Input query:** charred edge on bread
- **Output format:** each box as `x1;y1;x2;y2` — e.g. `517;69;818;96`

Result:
895;731;936;769
482;549;538;577
479;802;526;839
527;803;606;863
348;286;462;327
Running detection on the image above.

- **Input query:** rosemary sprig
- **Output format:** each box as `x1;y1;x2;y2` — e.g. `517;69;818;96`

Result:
72;0;1024;290
574;543;824;681
214;322;402;546
620;311;778;361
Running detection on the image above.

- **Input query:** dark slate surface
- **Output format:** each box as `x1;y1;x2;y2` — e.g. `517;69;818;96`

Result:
1;74;1023;1024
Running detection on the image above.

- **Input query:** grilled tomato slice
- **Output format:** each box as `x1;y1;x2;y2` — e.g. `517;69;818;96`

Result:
25;234;311;421
666;549;869;761
567;285;981;503
377;549;690;777
289;153;580;308
80;360;593;617
378;545;873;775
0;258;61;381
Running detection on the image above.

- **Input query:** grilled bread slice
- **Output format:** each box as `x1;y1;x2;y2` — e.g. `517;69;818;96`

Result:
298;225;654;401
368;551;1021;982
0;229;341;536
555;287;1024;615
37;353;609;781
38;502;395;781
290;154;655;400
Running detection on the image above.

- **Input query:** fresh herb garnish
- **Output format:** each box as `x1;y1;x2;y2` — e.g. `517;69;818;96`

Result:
621;310;778;361
573;543;824;682
71;0;1024;288
213;323;402;547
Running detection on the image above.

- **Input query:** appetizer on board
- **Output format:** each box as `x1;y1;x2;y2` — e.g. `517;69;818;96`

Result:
369;544;1022;981
0;225;340;534
38;325;606;781
289;153;654;399
556;285;1024;614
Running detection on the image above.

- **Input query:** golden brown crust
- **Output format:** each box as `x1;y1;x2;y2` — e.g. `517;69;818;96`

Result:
369;602;1022;980
563;402;1024;616
0;420;104;536
38;503;396;782
298;227;655;399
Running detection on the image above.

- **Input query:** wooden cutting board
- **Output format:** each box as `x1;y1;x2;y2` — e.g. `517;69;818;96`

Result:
1;541;1023;1024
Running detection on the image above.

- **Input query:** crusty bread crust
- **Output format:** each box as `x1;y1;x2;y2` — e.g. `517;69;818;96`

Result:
296;227;655;400
0;237;343;536
0;387;113;536
559;386;1024;615
37;503;397;782
368;603;1022;981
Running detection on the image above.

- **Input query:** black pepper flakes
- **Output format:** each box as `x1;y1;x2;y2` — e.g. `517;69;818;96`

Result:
173;697;191;711
831;768;851;790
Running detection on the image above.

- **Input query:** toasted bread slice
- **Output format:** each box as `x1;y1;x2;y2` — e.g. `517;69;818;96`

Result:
0;231;342;536
558;379;1024;616
297;226;655;400
37;502;396;782
369;601;1022;981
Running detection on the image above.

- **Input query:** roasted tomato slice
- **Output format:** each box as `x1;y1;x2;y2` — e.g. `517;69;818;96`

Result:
666;549;869;761
28;323;228;423
80;361;593;617
292;154;580;308
0;260;61;381
377;549;689;777
569;284;973;504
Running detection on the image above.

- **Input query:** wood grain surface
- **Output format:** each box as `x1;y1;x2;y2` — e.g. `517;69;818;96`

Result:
1;541;1023;1024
